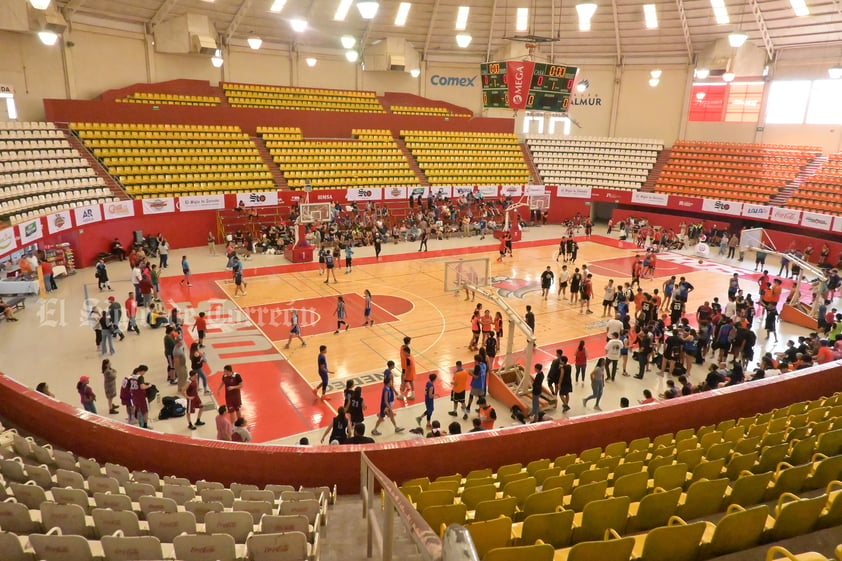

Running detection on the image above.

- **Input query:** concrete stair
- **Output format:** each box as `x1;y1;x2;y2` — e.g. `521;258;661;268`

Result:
394;137;429;186
252;136;289;190
520;142;543;185
641;148;672;192
770;155;826;207
62;128;130;200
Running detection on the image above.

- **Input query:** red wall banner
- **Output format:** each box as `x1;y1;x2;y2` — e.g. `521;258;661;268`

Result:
506;61;535;111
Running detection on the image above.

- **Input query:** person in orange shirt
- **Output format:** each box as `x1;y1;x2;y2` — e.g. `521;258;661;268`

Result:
468;310;481;350
399;336;416;401
480;309;493;346
762;278;783;310
448;360;468;418
477;397;497;429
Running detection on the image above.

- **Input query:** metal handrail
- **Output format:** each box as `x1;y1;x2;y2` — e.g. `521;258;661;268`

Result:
360;452;443;561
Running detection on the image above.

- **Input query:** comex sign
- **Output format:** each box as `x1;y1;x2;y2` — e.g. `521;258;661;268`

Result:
429;75;477;87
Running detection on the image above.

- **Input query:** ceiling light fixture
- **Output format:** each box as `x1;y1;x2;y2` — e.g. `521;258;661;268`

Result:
722;72;735;82
334;0;354;20
694;68;710;79
455;33;472;48
649;78;660;87
410;68;421;77
30;0;51;9
211;49;224;67
789;0;809;16
340;35;356;49
576;3;597;32
357;0;379;19
345;50;359;62
643;4;658;29
289;18;308;32
455;6;470;30
37;30;58;45
270;0;287;12
516;8;529;32
395;2;411;26
728;32;748;47
305;57;318;67
710;0;729;24
576;82;588;92
247;34;262;49
829;65;842;79
650;69;662;79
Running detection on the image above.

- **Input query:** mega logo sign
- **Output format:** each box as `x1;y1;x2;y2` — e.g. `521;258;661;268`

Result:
507;60;535;110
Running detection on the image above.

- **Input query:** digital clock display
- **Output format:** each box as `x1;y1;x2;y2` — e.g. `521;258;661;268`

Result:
480;62;509;108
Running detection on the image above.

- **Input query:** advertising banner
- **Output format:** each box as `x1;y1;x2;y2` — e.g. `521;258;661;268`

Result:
556;185;592;199
74;204;103;225
46;210;72;234
235;192;279;207
142;198;176;215
429;186;453;198
769;207;801;225
345;188;383;201
506;60;535;110
18;218;43;245
631;191;669;206
178;194;225;212
701;198;742;216
0;226;17;257
383;187;407;200
500;185;524;197
741;203;771;220
477;185;498;197
800;211;833;231
103;200;136;220
526;184;547;196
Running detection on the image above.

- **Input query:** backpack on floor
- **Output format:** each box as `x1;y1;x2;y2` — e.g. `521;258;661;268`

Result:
158;395;186;420
672;365;687;377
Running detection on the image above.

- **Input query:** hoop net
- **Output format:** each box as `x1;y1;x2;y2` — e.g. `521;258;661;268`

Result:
299;202;332;225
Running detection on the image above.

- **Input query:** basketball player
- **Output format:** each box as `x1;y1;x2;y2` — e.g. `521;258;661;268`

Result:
333;296;349;333
315;345;333;400
362;289;375;326
399;336;416;401
284;309;306;348
323;249;338;283
557;265;570;299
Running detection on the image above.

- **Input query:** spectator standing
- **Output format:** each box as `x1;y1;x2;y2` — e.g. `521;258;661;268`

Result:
574;340;588;383
77;376;96;414
99;310;116;356
158;239;169;268
101;359;118;414
182;370;206;430
130;365;152;429
95;259;113;291
604;334;623;381
179;256;192;287
582;358;606;410
524;305;536;340
107;296;125;341
557;265;570;299
216;405;232;441
540;266;554;300
189;342;210;394
465;353;488;415
449;360;469;418
531;363;545;420
125;293;139;334
218;365;244;422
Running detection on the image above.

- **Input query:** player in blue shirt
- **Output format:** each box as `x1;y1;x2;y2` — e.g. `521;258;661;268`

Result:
415;373;438;429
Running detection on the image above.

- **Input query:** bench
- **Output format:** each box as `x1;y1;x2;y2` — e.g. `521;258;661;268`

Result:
6;296;25;310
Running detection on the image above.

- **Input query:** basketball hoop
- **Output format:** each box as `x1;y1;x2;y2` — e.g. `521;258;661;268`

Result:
525;43;537;59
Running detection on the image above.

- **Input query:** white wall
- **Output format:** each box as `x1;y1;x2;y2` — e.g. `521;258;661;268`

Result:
297;56;357;90
67;26;147;101
0;30;66;120
567;65;615;137
153;51;221;84
614;65;689;145
421;62;482;114
684;121;758;143
226;47;291;86
360;70;420;96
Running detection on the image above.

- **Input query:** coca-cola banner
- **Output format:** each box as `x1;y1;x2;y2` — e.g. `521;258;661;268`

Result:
800;211;833;231
769;207;801;225
506;60;535;110
701;198;742;216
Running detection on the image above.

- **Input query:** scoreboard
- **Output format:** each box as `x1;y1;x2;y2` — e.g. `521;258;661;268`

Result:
480;61;578;113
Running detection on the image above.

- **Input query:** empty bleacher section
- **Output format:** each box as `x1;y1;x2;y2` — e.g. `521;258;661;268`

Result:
70;123;274;198
259;127;420;189
389;105;471;118
222;82;386;113
115;92;221;107
0;122;115;225
654;141;821;203
401;130;529;186
526;136;663;191
398;393;842;561
0;429;333;560
786;153;842;214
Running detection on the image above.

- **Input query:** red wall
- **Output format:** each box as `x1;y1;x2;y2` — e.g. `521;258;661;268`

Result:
43;99;514;138
2;364;840;494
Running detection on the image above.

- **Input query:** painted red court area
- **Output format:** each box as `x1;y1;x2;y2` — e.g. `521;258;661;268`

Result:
241;293;412;340
587;255;696;279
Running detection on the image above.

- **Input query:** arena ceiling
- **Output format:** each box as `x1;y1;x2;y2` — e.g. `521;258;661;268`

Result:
56;0;842;65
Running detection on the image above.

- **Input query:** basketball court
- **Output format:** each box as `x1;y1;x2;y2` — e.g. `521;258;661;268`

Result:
148;231;794;443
